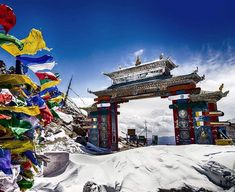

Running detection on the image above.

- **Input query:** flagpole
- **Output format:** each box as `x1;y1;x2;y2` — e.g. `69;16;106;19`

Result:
63;75;73;107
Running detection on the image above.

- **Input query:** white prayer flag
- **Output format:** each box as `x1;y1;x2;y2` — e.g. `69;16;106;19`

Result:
28;61;56;72
168;94;189;101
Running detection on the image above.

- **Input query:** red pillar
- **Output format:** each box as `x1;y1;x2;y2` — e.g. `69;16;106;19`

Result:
187;106;195;144
97;104;102;147
96;96;111;149
208;102;218;144
107;105;112;149
95;97;119;151
172;100;180;145
113;103;119;150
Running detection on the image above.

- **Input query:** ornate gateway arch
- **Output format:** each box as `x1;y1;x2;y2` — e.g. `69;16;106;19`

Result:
88;55;230;151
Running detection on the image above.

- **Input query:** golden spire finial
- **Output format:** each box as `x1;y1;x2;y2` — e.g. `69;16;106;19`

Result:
135;55;141;66
219;83;224;92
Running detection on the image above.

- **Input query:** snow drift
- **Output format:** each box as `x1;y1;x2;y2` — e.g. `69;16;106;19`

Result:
30;145;235;192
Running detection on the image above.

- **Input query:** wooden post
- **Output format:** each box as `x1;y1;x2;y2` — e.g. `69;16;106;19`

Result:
144;120;148;145
63;76;73;107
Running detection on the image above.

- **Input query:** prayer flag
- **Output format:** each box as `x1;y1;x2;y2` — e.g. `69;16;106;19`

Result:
1;28;50;56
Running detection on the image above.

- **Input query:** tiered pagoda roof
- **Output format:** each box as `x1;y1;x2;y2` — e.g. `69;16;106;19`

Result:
103;58;178;88
89;71;204;101
104;58;177;79
89;56;209;101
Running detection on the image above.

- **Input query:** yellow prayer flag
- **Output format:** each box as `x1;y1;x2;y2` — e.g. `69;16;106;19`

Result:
31;163;39;173
0;106;40;116
1;28;50;56
50;95;64;103
195;111;202;117
41;80;61;91
10;87;29;98
0;140;34;154
0;74;38;90
196;121;204;126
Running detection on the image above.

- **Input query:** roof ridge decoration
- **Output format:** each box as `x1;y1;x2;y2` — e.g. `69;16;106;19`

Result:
190;83;229;102
103;58;177;77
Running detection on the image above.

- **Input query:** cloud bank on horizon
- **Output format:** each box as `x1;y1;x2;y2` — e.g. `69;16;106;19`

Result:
72;46;235;138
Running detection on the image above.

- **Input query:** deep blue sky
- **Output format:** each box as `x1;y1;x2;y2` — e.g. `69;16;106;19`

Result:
1;0;235;96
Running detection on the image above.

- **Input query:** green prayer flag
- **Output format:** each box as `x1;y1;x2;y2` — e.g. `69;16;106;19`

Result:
0;33;24;50
40;79;51;85
51;109;59;118
0;117;32;129
17;179;34;189
9;126;30;137
47;101;59;109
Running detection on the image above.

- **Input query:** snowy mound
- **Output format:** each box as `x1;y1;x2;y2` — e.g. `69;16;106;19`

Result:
42;139;85;154
30;145;235;192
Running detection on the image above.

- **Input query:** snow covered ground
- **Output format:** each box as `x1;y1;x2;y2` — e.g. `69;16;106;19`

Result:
30;145;235;192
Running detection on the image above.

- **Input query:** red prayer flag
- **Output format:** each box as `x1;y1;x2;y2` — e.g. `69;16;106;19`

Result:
35;72;58;81
0;114;11;120
0;93;13;104
0;4;16;33
40;105;53;126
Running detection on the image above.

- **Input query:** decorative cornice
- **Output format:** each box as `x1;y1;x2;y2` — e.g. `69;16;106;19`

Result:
89;72;204;99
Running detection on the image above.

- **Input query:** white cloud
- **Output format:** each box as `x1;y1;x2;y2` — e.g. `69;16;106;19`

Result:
119;49;145;68
118;98;173;138
71;97;94;108
134;49;144;57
